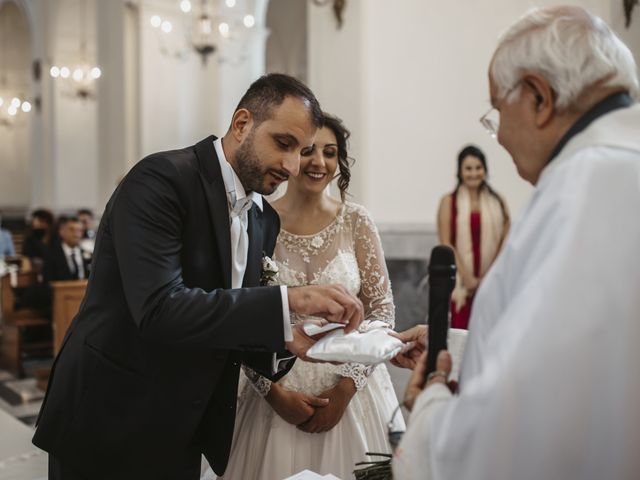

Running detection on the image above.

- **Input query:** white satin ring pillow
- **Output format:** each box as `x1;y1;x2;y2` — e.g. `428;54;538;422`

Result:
306;325;407;365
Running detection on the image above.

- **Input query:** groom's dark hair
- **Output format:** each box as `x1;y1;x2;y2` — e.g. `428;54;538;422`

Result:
234;73;323;128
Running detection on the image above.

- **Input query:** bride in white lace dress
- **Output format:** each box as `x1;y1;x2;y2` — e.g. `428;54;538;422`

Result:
214;114;405;480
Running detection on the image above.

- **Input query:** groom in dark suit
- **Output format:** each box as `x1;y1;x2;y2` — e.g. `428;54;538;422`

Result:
33;74;364;480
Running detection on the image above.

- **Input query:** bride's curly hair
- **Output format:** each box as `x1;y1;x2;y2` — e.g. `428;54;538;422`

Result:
322;113;355;202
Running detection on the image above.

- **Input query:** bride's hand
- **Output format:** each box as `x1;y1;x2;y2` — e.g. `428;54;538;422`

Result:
297;378;356;433
265;383;329;426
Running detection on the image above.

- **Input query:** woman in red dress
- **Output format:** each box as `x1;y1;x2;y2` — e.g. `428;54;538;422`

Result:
437;145;510;329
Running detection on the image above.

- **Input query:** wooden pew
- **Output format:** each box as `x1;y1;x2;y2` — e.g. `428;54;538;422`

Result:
0;272;52;377
50;280;88;355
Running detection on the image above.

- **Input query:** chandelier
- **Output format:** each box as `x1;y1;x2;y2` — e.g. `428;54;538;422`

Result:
0;89;32;128
49;0;102;99
150;0;258;66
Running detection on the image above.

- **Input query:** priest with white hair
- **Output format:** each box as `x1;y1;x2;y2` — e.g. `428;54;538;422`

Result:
392;5;640;480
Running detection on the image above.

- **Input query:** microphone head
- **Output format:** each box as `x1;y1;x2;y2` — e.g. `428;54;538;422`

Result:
429;245;456;279
430;245;455;266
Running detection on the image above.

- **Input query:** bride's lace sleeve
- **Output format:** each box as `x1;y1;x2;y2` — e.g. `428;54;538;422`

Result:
337;204;396;390
242;365;271;397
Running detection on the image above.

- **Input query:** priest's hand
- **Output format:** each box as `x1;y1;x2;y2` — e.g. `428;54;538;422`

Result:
287;285;364;334
297;378;356;433
390;325;428;369
265;383;329;426
403;350;455;412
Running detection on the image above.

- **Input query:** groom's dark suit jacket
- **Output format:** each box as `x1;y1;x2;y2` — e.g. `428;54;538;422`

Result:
33;136;290;479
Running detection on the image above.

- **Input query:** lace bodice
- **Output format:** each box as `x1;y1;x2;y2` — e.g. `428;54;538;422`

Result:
243;202;395;396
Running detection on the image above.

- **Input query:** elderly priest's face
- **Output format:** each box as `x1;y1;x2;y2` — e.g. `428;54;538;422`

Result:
488;75;553;185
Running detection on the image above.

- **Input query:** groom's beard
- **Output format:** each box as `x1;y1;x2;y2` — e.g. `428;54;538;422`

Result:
234;130;273;195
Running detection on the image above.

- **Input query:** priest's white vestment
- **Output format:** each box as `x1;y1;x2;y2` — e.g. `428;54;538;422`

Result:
393;104;640;480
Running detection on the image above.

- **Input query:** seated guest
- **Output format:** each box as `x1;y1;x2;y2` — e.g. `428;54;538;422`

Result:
18;218;91;312
44;217;92;282
77;209;96;240
0;211;16;258
22;208;55;269
77;208;96;253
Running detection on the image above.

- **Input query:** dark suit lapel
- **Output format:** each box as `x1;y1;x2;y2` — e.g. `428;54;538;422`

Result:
195;136;232;289
243;205;263;288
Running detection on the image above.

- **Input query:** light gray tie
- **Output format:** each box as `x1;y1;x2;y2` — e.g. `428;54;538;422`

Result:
229;196;253;288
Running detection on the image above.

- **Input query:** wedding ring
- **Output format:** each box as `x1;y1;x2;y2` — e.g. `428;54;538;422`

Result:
426;370;448;382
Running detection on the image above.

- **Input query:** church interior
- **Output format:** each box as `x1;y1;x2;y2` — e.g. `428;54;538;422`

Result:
0;0;638;478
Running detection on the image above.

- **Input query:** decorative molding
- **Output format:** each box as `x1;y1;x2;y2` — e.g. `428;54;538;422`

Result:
311;0;346;29
624;0;639;28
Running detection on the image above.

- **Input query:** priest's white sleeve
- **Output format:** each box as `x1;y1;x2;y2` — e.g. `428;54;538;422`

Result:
391;143;640;480
393;384;452;480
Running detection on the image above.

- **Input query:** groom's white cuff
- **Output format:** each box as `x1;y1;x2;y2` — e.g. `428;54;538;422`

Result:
271;353;296;375
280;285;293;342
271;286;295;374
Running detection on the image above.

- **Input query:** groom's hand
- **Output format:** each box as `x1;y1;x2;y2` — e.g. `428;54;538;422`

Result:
287;285;364;333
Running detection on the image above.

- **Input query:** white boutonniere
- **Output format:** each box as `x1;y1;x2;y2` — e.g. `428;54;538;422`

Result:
261;253;279;286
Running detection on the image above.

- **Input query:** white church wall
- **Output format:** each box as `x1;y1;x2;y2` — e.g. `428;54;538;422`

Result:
308;0;624;228
307;0;366;203
138;0;212;156
45;0;99;212
139;0;269;158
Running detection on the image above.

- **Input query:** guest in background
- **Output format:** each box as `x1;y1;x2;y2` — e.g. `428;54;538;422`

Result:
43;217;92;282
20;217;92;311
77;209;96;240
0;211;16;258
437;146;509;329
77;208;97;253
22;208;55;270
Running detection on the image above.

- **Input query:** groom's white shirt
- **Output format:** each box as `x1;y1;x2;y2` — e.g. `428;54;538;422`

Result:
214;138;293;373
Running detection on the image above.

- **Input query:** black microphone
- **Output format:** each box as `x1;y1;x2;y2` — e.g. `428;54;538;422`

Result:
425;245;456;377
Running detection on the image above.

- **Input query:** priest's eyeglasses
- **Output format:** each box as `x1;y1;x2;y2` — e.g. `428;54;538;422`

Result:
479;80;523;139
479;107;500;138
